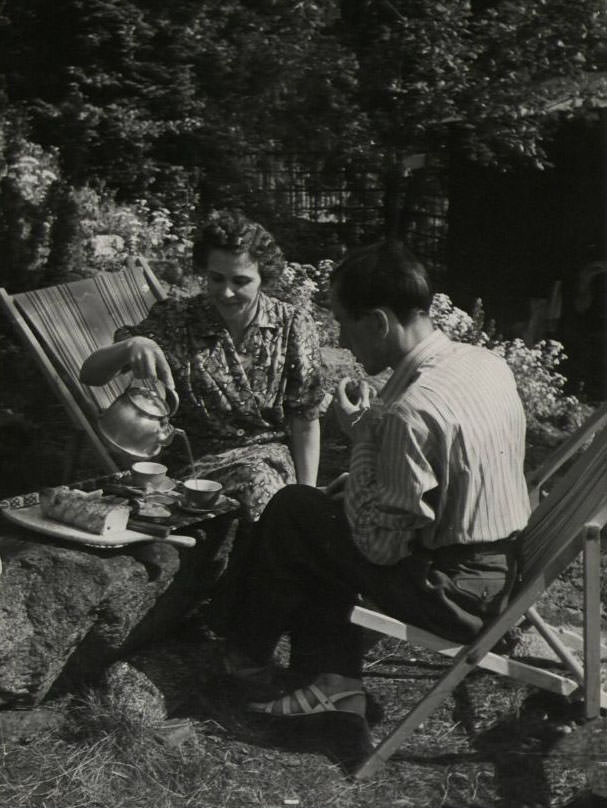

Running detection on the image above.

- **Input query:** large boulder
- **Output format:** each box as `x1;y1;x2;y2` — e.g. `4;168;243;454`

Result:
0;514;238;707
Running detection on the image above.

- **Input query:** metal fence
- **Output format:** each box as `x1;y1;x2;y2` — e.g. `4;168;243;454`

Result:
241;151;449;273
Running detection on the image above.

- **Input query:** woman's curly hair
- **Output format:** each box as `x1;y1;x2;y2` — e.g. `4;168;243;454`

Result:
193;209;285;284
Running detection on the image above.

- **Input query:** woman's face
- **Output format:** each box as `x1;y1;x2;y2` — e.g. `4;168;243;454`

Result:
205;248;262;329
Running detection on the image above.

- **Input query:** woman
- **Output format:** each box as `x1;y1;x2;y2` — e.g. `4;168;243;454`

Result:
80;209;325;521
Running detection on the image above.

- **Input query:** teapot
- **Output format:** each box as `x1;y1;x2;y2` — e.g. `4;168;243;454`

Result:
97;379;180;460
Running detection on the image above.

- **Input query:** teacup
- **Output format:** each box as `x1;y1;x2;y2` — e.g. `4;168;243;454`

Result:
131;461;168;491
182;479;222;509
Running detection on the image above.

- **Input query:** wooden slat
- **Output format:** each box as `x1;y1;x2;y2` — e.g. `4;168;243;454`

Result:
584;524;602;719
352;606;578;696
0;288;119;474
352;423;607;778
525;606;585;684
519;426;607;578
526;403;607;505
0;259;165;474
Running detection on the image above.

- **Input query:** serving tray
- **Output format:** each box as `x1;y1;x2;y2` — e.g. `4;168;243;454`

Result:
2;504;197;549
0;471;239;550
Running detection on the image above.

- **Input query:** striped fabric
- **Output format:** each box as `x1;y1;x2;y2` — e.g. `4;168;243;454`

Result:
345;329;531;565
15;266;162;414
519;420;607;581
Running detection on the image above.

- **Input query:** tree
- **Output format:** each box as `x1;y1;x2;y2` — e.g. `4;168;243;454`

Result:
338;0;607;234
1;0;605;243
1;2;358;194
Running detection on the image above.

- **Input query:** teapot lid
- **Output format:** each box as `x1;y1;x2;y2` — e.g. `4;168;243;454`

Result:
127;386;171;417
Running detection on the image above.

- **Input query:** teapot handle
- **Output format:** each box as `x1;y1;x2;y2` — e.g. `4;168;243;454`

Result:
164;384;180;415
152;378;179;415
133;377;179;415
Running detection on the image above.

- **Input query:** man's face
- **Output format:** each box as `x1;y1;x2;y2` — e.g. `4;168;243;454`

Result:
331;285;388;375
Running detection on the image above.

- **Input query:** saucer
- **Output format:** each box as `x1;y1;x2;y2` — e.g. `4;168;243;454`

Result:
179;495;226;515
179;502;216;515
144;491;180;506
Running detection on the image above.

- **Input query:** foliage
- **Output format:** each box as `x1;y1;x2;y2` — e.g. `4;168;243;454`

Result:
0;120;194;290
0;1;357;200
340;0;607;168
72;190;193;277
267;269;589;430
268;257;335;310
0;124;61;288
337;0;607;233
3;0;604;243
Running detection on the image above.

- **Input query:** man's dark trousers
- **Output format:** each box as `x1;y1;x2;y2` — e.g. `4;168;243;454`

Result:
221;485;518;680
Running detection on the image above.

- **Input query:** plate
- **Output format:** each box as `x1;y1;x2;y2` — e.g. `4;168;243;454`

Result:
179;502;217;515
2;505;196;549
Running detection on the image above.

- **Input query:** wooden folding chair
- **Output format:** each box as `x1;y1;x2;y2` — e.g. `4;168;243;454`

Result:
350;407;607;779
0;256;166;478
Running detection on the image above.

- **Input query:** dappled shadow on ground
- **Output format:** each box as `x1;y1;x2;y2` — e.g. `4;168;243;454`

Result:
453;677;600;808
171;660;373;777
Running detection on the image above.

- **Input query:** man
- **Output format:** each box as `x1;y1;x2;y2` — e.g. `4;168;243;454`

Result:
216;240;530;763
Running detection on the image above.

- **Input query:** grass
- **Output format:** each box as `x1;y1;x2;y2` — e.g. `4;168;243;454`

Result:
1;540;604;808
0;638;596;808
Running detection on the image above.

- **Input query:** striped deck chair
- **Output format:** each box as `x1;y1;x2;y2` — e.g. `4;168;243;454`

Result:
350;405;607;779
0;257;166;478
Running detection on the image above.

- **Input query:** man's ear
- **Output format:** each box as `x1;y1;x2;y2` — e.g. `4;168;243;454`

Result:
369;307;391;338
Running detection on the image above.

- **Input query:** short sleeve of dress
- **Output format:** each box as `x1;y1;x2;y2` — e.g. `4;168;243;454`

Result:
113;299;193;379
114;300;169;346
283;308;325;421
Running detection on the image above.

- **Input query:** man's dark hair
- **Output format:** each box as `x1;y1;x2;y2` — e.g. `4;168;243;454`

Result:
330;240;432;321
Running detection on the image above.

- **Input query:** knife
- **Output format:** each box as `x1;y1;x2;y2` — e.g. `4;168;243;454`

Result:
127;518;172;538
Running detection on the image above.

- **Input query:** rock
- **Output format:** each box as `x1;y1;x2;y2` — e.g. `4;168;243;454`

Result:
0;706;67;742
96;635;221;721
100;661;168;726
0;514;238;707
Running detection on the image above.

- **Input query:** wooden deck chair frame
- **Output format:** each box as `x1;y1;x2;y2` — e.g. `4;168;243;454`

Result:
350;403;607;779
0;256;166;479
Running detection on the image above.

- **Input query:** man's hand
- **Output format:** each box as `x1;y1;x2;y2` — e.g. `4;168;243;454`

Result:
318;472;349;501
332;377;373;440
127;337;176;391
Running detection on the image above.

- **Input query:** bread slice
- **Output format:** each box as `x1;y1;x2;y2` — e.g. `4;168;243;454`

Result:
39;486;130;535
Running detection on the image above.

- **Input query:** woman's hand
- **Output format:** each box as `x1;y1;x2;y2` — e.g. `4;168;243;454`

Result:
80;336;176;389
127;337;175;390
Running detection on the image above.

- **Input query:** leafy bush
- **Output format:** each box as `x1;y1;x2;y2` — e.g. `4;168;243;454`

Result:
72;189;193;278
270;268;588;433
0;129;61;288
0;122;195;291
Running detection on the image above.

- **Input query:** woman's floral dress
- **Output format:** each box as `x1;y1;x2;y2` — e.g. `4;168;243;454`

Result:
115;292;325;520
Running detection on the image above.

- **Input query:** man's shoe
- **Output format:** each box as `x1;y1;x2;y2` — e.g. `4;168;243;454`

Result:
248;683;365;718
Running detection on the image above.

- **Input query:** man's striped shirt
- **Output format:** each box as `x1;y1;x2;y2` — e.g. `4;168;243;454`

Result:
345;329;531;565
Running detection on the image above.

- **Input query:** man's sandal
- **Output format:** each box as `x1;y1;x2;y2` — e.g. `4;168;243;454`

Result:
248;682;366;717
247;683;373;775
